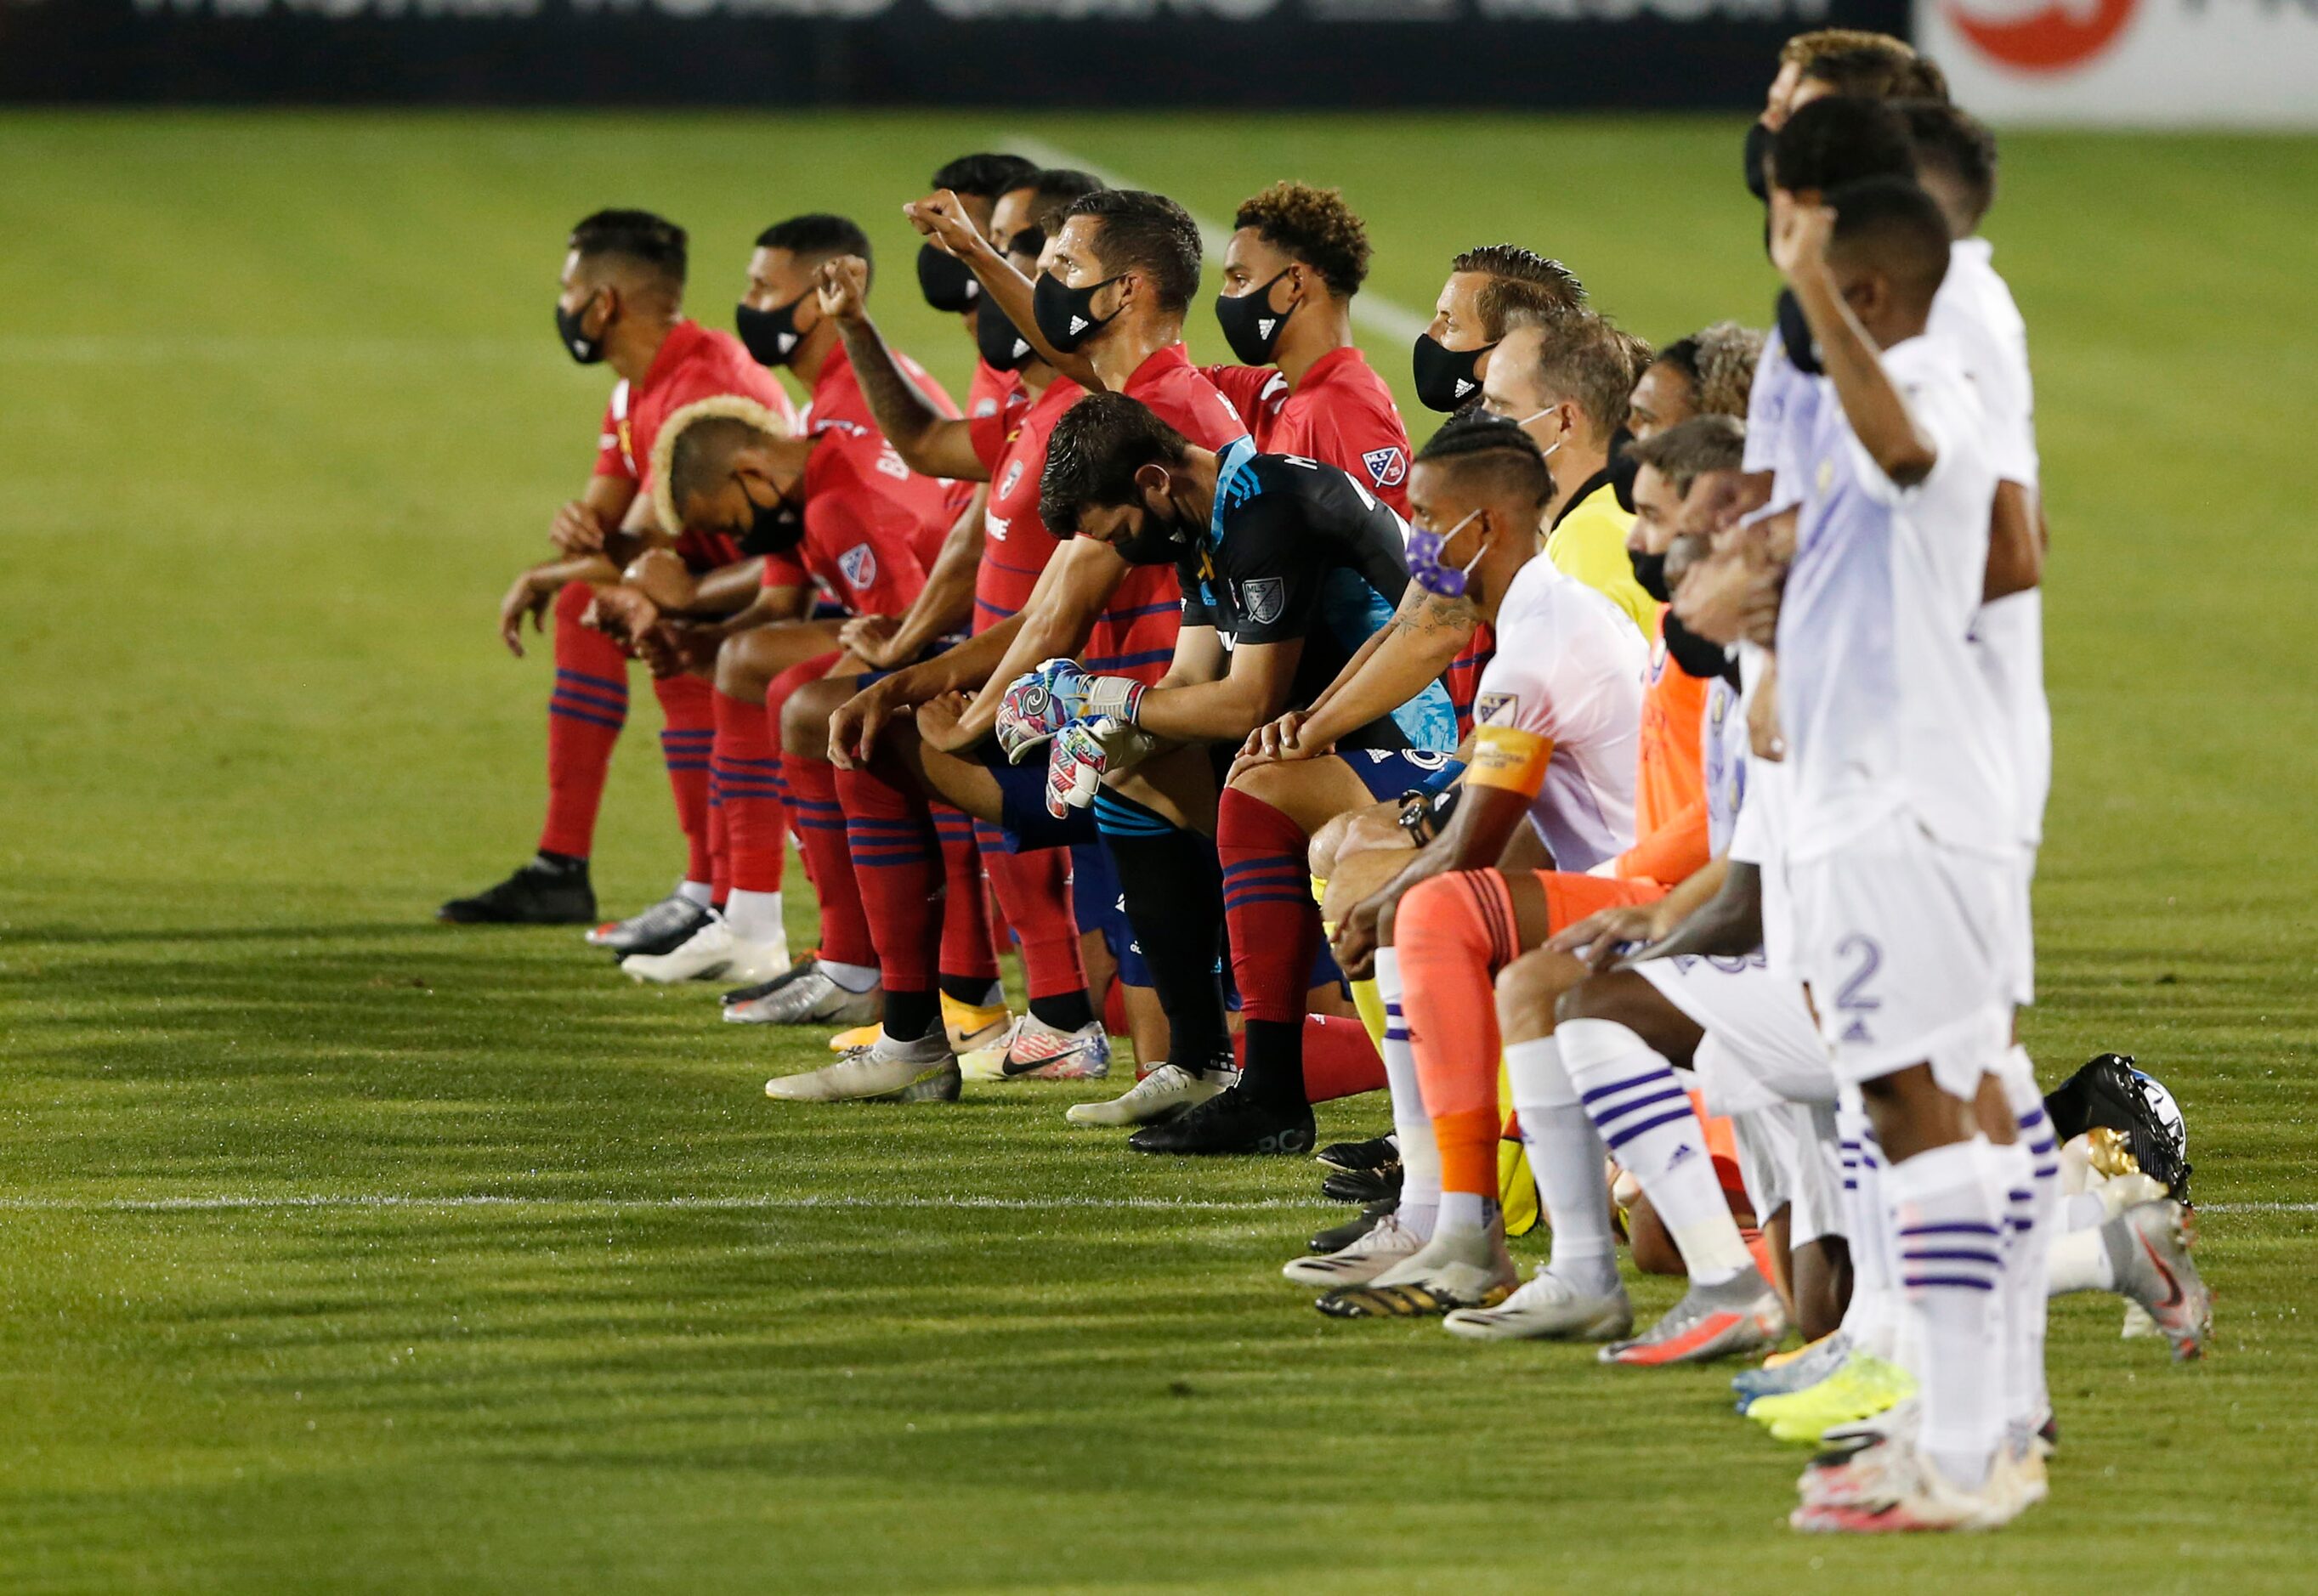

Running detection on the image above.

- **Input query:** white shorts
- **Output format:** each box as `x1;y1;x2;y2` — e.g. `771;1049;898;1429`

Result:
1730;1102;1842;1246
1789;815;2013;1100
1635;952;1836;1113
2005;844;2038;1009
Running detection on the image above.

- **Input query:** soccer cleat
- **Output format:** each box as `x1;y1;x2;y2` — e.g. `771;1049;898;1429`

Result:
1281;1212;1427;1287
1734;1333;1851;1406
2105;1198;2212;1361
437;857;595;925
764;1030;961;1104
621;916;789;985
941;993;1013;1058
1315;1134;1399;1177
587;891;711;955
1320;1166;1403;1205
1314;1225;1517;1320
1794;1439;2022;1532
1600;1267;1786;1367
828;1023;881;1051
1749;1353;1916;1444
959;1015;1112;1082
1063;1063;1225;1128
1310;1199;1396;1254
1442;1267;1635;1342
1128;1087;1314;1156
723;965;881;1026
720;955;818;1007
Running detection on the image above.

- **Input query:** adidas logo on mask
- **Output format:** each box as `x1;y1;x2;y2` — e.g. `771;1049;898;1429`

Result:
1069;315;1088;334
1258;317;1275;337
1454;377;1475;397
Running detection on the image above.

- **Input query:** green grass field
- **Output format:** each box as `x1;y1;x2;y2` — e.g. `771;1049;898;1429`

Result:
3;110;2317;1592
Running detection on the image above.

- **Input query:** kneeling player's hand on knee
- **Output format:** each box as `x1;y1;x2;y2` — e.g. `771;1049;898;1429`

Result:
499;573;552;657
1545;904;1659;971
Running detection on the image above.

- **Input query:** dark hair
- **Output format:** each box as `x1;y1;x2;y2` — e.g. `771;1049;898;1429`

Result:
1451;244;1587;337
1650;322;1764;419
1802;44;1936;102
1005;226;1046;263
1826;177;1953;310
1063;190;1204;315
1412;410;1555;512
1021;168;1107;237
754;212;875;286
931;152;1038;200
1901;99;1998;224
1627;415;1748;496
1038;393;1193;535
1235;182;1371;298
1522;314;1641;442
569;209;688;289
1772;96;1916;194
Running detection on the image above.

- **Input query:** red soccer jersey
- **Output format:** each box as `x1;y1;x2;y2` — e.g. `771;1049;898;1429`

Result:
592;320;798;573
1201;347;1412;515
968;376;1085;635
759;340;958;616
966;358;1026;426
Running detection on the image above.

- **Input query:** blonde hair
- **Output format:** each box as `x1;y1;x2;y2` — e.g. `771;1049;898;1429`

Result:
648;393;789;535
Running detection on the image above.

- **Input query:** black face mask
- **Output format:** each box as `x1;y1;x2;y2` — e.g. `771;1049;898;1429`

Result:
1774;287;1823;376
737;478;805;557
1032;271;1122;355
1629;546;1670;604
1111;507;1189;567
1411;333;1495;413
736;293;809;369
916;243;981;314
1743;120;1776;203
556;295;606;365
1214;269;1295;366
975;295;1036;372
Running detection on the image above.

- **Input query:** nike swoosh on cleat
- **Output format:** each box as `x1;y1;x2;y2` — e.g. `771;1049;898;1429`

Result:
2137;1233;2185;1310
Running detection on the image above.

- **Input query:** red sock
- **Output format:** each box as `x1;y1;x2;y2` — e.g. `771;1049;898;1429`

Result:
707;786;730;904
977;822;1084;999
654;673;716;883
934;806;999;986
784;753;876;969
835;756;941;993
537;582;629;859
1302;1014;1386;1102
713;685;791;895
1217;788;1321;1105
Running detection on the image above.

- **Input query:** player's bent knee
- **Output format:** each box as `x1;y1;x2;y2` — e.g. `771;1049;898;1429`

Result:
1554;968;1649;1029
1496;948;1579;1042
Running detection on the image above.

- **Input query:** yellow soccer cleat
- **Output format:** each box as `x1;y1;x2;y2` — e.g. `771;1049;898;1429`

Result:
1747;1351;1917;1445
940;993;1012;1058
828;1022;880;1053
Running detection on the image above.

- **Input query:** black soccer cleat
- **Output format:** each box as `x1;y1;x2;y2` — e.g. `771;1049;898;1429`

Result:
2043;1052;2193;1203
1127;1088;1314;1157
589;893;712;957
1310;1199;1397;1254
438;857;596;925
1321;1165;1403;1205
1315;1133;1400;1177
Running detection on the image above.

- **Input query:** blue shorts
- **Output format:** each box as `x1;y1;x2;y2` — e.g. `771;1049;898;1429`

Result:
985;749;1099;851
1340;748;1464;804
1069;841;1149;988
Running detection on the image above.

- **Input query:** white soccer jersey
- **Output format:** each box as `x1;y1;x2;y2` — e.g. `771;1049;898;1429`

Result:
1742;325;1825;515
1933;237;2051;849
1775;335;2010;863
1703;669;1749;859
1726;642;1796;976
1466;557;1645;873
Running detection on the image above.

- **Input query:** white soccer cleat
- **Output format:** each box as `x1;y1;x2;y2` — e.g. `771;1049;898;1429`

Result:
1281;1212;1427;1287
961;1015;1113;1082
723;965;881;1026
1063;1063;1223;1127
764;1032;961;1104
1598;1266;1787;1367
2105;1198;2212;1361
1792;1439;2023;1533
621;916;788;986
1442;1267;1635;1342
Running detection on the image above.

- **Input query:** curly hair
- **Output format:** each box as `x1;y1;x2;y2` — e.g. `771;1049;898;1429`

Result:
1652;322;1765;420
1450;244;1587;338
1234;182;1372;298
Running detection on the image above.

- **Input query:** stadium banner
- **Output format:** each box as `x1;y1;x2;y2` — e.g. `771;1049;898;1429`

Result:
3;0;1910;108
1920;0;2318;127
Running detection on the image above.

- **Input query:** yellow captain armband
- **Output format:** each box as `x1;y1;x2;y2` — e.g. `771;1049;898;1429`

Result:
1465;725;1552;796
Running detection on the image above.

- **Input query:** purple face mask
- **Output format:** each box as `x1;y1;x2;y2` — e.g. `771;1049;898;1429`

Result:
1408;507;1486;599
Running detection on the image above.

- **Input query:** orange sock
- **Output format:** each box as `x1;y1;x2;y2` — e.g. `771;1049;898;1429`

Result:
1396;869;1522;1197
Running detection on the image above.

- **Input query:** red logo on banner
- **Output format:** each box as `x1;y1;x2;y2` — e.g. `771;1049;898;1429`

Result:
1945;0;2139;73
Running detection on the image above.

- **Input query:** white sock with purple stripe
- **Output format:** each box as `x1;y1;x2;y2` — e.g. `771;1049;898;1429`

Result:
1557;1017;1751;1287
1999;1044;2060;1446
1373;949;1437;1242
1889;1136;2007;1491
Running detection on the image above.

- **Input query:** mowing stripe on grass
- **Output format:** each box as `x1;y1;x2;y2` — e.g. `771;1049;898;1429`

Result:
0;1195;2303;1214
1001;133;1431;346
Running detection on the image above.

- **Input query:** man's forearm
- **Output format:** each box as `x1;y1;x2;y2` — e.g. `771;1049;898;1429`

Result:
1132;676;1280;745
1301;596;1475;750
1792;266;1935;485
1634;860;1760;961
536;553;623;592
881;614;1025;711
835;317;981;481
888;499;986;655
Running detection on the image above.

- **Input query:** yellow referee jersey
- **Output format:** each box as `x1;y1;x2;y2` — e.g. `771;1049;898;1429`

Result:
1544;472;1654;638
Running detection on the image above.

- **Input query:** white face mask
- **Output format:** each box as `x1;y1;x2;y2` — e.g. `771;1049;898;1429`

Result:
1516;405;1565;460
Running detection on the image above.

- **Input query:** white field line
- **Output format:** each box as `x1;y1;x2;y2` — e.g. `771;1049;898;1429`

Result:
1000;133;1430;348
0;1193;1310;1214
0;1194;2306;1215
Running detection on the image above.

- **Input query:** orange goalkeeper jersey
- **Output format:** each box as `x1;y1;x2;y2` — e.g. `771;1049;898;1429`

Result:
1615;604;1710;887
